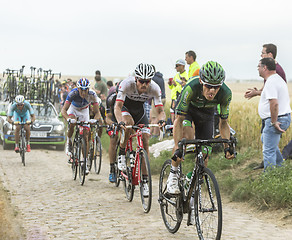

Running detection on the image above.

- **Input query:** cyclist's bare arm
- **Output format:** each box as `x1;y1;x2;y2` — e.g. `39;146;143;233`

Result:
114;101;124;128
219;118;234;159
92;103;101;120
173;114;185;152
156;105;166;126
7;116;13;124
61;101;71;121
105;113;114;125
30;114;36;123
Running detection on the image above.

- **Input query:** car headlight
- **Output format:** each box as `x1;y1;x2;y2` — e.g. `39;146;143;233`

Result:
53;124;64;132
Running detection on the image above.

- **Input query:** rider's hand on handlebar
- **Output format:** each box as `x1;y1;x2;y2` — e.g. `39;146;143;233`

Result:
89;119;98;124
171;148;183;162
118;121;126;130
26;120;31;125
224;147;235;159
158;120;166;128
67;118;76;124
13;121;20;125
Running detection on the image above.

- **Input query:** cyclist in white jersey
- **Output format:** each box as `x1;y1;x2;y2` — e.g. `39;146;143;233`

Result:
114;63;166;195
61;78;101;174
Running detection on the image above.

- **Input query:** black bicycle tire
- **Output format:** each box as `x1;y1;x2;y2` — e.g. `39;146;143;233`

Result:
78;137;87;185
71;139;78;180
158;159;183;233
114;142;121;187
20;130;26;166
194;167;222;240
123;150;134;201
94;135;102;174
139;148;152;213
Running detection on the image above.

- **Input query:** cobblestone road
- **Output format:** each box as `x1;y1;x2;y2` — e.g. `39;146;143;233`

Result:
0;148;292;239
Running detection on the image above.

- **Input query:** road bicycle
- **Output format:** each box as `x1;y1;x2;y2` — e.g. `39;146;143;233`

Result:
117;124;160;213
14;119;31;166
87;122;107;174
158;137;236;239
3;68;19;102
68;120;90;186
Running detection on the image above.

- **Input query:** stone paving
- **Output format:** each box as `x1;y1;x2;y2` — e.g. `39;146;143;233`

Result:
0;148;292;239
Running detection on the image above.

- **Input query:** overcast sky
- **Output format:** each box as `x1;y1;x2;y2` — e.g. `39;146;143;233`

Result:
1;0;291;81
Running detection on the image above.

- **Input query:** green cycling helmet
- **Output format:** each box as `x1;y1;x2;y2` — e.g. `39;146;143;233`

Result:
199;61;225;85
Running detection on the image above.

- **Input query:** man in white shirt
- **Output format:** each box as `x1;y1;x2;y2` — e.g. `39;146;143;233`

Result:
257;58;291;170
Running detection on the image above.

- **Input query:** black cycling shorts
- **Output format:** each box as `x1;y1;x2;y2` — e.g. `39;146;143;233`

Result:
183;105;215;139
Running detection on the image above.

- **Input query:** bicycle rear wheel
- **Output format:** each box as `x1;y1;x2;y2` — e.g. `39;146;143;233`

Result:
71;140;78;180
123;150;134;201
194;167;222;240
78;138;87;185
93;135;102;174
139;148;152;213
158;159;183;233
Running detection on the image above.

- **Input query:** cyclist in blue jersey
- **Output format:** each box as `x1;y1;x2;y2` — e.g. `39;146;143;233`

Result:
61;78;101;173
7;95;36;153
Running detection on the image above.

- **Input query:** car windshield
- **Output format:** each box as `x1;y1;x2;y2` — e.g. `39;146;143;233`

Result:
0;102;8;112
31;103;57;117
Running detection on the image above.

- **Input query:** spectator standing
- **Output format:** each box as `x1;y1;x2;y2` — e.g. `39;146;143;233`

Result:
245;43;286;100
257;58;291;170
245;43;287;170
169;59;189;123
185;50;200;79
94;71;108;106
95;70;107;84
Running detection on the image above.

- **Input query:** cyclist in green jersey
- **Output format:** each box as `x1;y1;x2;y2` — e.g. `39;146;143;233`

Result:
167;61;235;194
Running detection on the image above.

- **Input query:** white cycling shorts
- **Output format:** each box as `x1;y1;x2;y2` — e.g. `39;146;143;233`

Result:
67;105;90;123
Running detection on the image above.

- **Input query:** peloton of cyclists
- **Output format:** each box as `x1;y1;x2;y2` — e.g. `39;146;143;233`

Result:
61;78;101;174
7;95;36;153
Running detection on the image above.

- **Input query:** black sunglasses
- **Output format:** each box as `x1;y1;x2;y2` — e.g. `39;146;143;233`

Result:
138;79;151;85
202;82;221;90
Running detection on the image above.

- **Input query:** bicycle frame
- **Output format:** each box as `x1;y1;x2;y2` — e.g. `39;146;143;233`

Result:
120;127;144;186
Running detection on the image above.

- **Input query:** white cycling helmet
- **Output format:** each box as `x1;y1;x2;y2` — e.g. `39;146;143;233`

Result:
77;78;90;90
15;95;25;104
135;63;155;79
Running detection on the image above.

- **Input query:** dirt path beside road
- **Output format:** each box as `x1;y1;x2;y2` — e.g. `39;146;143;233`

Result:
0;148;292;239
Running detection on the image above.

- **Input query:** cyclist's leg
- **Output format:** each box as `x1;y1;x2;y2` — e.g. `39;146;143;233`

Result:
109;134;118;182
118;113;134;171
13;112;21;151
66;105;78;155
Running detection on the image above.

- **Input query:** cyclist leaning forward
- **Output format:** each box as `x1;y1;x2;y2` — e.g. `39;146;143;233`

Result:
105;82;121;183
61;78;101;174
167;61;235;194
114;63;166;194
7;95;36;153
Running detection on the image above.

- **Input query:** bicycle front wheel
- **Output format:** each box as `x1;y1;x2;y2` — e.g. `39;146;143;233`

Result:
194;167;222;240
78;138;87;185
139;148;152;213
71;140;78;180
93;135;102;174
20;133;26;166
158;159;183;233
114;142;121;187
